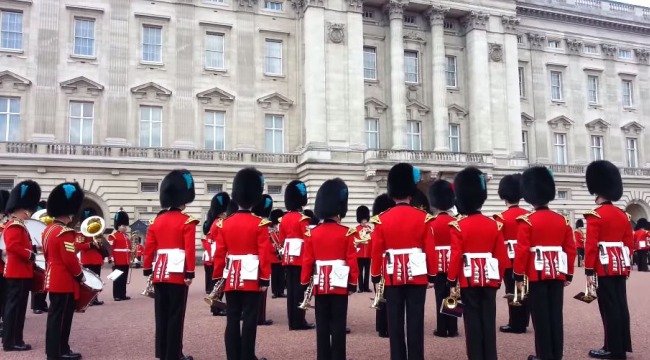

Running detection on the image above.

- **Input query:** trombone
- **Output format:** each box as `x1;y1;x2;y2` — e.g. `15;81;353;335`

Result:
511;276;529;307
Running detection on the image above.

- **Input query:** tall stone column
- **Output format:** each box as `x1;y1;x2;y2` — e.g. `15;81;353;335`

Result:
528;33;549;162
427;5;449;151
105;0;130;145
385;0;408;150
462;11;492;153
302;4;327;149
347;2;366;149
502;16;523;157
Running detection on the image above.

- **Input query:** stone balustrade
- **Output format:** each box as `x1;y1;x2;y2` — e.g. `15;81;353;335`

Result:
518;0;650;23
365;150;492;164
531;163;650;177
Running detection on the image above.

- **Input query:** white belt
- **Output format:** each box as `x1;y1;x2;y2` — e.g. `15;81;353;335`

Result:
386;248;422;256
228;254;259;261
435;246;451;251
464;252;492;260
114;249;132;253
505;240;517;245
316;260;346;266
530;246;562;253
157;249;185;255
285;238;303;243
598;241;624;248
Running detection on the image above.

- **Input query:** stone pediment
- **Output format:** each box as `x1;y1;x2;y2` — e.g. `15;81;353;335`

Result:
130;82;172;100
257;92;293;110
0;70;31;91
547;115;573;130
521;112;534;127
197;87;235;106
365;97;388;114
448;104;467;117
406;100;430;116
621;121;644;135
585;118;610;133
60;76;104;96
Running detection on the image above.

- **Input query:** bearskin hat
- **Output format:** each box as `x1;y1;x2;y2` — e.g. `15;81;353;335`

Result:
285;180;308;211
634;218;647;231
232;167;264;209
387;163;420;200
210;192;230;217
498;174;523;203
81;207;97;221
586;160;623;202
270;209;284;225
429;180;454;211
372;193;395;216
453;167;487;215
411;189;430;213
202;214;214;236
356;206;370;223
46;182;83;218
114;208;129;228
6;180;41;214
314;178;349;220
226;200;238;216
303;209;319;226
521;167;556;206
37;200;47;211
160;169;196;209
576;219;584;229
0;190;10;214
253;195;274;219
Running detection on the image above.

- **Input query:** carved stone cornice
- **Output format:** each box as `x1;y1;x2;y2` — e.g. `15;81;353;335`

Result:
347;0;362;12
461;11;489;32
238;0;258;10
565;38;583;54
426;5;449;27
489;43;503;62
403;31;425;43
327;22;345;44
634;49;650;64
384;0;408;20
501;16;520;34
291;0;324;17
526;33;546;48
601;44;617;57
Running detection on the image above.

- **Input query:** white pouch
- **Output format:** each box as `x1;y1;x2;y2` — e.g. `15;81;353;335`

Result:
599;246;610;265
167;250;186;273
486;258;500;280
534;250;544;271
329;265;350;288
640;241;647;249
408;253;427;277
622;247;631;267
240;258;260;281
506;241;516;259
558;251;568;275
287;239;303;257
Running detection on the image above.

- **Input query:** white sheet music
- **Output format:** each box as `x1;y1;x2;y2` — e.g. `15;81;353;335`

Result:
106;269;124;281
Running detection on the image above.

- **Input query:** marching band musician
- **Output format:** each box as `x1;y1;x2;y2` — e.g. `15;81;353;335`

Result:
370;163;436;360
109;209;131;301
0;189;9;337
280;180;315;330
494;174;530;335
575;220;586;268
355;206;372;293
252;194;275;326
301;178;359;360
371;193;395;339
410;189;431;213
43;182;86;360
212;167;271;360
2;180;40;353
514;167;576;360
583;160;633;360
447;167;509;360
203;192;230;295
207;193;232;317
632;218;648;272
269;208;286;298
75;207;105;306
143;169;198;360
31;200;49;314
427;179;459;338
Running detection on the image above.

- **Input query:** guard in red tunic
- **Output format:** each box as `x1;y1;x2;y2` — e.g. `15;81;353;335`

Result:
447;167;509;360
2;180;40;353
514;167;576;360
30;200;49;314
410;189;431;213
575;219;586;267
632;218;649;272
301;178;358;360
203;192;230;295
109;209;131;301
370;163;436;360
428;179;458;338
494;174;530;335
213;167;271;360
75;207;105;306
0;189;9;337
43;182;85;360
583;160;633;360
279;180;314;330
355;206;371;293
269;209;285;298
370;194;395;339
143;169;197;360
252;194;275;326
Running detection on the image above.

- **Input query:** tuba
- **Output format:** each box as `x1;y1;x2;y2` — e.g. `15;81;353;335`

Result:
441;286;463;318
32;209;54;225
141;274;155;298
80;216;105;244
204;278;226;309
298;277;315;310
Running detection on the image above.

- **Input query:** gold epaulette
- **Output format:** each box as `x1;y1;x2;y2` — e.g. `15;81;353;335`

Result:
448;221;461;232
584;210;601;219
496;221;503;231
424;213;435;223
148;217;156;225
346;227;356;237
6;219;24;228
456;215;467;221
626;213;632;222
64;241;76;253
304;228;311;237
369;215;381;225
184;214;199;225
216;218;224;229
278;216;282;223
565;216;571;226
258;218;271;227
516;214;532;226
58;227;75;237
300;214;311;222
494;212;504;221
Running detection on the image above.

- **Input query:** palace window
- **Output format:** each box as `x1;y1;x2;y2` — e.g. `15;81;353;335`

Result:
265;114;284;153
591;135;604;161
446;56;457;88
205;33;225;70
406;120;421;151
365;118;379;149
204;110;226;150
618;49;633;59
73;18;95;57
363;47;377;80
139;106;162;147
553;132;567;165
626;137;638;168
584;45;598;54
622;80;634;107
0;97;20;141
69;102;94;145
518;67;526;98
449;124;460;153
522;130;529;158
548;40;561;49
404;51;418;83
264;40;283;75
206;183;223;194
550;71;563;101
264;1;283;11
142;25;162;63
587;75;599;104
0;11;22;50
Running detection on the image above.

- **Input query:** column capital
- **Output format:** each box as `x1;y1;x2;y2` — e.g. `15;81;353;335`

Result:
500;15;520;34
347;0;363;12
634;48;650;64
426;5;449;27
291;0;324;18
600;43;618;57
526;32;546;49
565;38;583;54
384;0;409;20
461;11;489;32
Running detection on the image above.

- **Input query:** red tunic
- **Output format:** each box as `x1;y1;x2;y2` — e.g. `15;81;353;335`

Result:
493;206;529;267
144;210;198;285
75;234;104;266
429;212;455;274
447;214;508;288
268;228;282;264
43;222;83;295
370;204;436;286
633;229;649;251
279;211;310;267
213;212;272;291
355;224;372;258
109;231;131;266
3;218;34;279
575;230;585;249
0;224;5;274
584;204;633;277
513;210;576;282
201;237;214;266
301;221;359;295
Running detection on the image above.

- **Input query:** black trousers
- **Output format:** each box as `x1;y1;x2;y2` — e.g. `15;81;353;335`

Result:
461;287;498;360
0;273;5;323
636;250;649;271
225;291;261;360
258;289;268;324
204;265;214;294
285;265;306;329
315;295;348;360
271;263;285;296
357;258;371;292
529;280;564;360
2;278;31;348
596;276;632;356
45;292;75;357
31;292;48;311
154;283;189;360
577;248;585;267
376;301;389;335
113;265;129;299
503;268;529;330
384;285;426;360
433;274;458;336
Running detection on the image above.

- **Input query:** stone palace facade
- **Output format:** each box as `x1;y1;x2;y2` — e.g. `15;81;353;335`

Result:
1;0;649;233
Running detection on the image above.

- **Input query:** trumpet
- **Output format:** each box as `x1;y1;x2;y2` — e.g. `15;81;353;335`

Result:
442;286;461;310
141;274;154;298
32;209;54;225
370;276;385;310
298;278;314;310
204;278;226;310
511;276;529;307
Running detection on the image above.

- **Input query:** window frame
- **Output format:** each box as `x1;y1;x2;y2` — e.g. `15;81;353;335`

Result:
626;137;638;168
622;79;634;107
263;1;283;11
618;49;633;60
264;114;284;153
583;44;598;54
590;135;604;161
364;118;379;149
449;123;460;153
518;66;526;98
406;120;422;151
141;25;163;64
522;130;529;158
264;39;283;76
550;71;563;102
446;55;457;88
553;132;568;165
0;96;20;142
68;101;94;145
204;110;226;151
0;10;23;51
404;50;419;84
363;47;377;81
205;32;225;70
72;17;96;58
547;39;562;49
139;105;163;148
587;75;599;105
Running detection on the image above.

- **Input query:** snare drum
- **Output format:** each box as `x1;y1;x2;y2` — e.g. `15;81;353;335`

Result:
76;268;104;313
33;254;46;293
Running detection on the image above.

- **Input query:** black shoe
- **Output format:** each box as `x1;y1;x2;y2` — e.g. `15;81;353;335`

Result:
258;320;273;326
93;300;104;306
33;309;44;314
271;294;278;299
346;327;351;334
527;356;539;360
588;349;626;359
114;298;122;301
278;293;286;298
121;296;131;301
61;351;82;359
448;331;459;337
378;331;389;338
433;330;447;338
293;323;315;330
4;343;32;351
256;357;268;360
357;290;363;293
180;356;193;360
499;325;525;334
